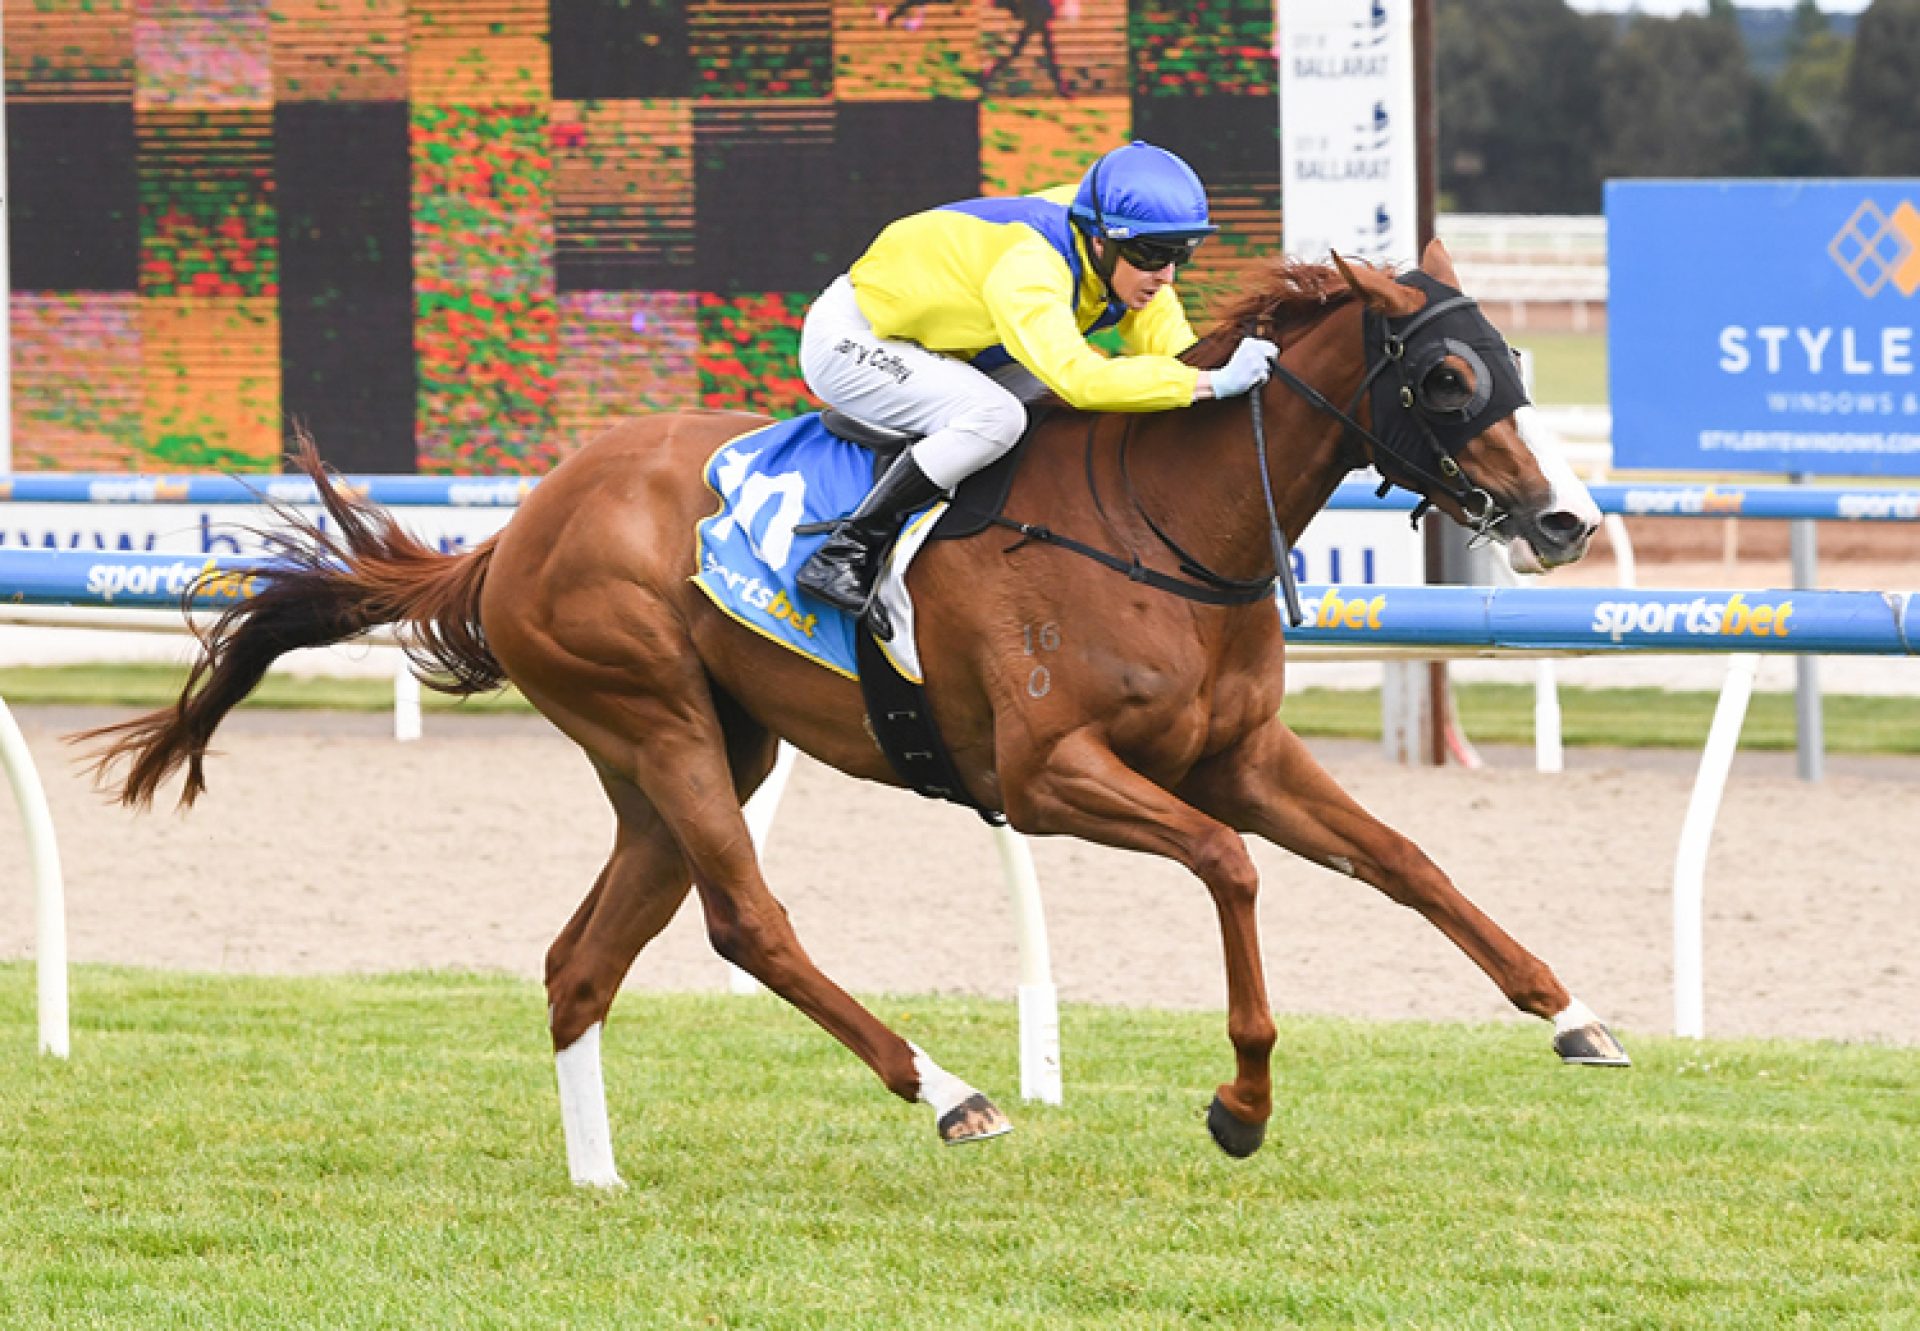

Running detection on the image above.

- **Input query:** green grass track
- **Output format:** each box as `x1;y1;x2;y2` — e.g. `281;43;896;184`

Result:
3;968;1915;1328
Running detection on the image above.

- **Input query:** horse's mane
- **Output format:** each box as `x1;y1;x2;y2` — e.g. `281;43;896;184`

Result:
1181;258;1357;371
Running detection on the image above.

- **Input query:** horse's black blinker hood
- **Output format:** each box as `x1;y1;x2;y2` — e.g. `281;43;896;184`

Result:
1360;269;1530;475
1262;267;1532;540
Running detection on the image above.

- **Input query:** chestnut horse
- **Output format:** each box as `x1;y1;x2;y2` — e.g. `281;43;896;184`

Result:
85;242;1628;1186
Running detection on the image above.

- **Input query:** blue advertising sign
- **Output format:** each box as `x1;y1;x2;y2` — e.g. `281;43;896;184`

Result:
1608;180;1920;477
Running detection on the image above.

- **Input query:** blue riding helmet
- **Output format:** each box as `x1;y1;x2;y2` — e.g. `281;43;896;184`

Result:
1068;141;1217;243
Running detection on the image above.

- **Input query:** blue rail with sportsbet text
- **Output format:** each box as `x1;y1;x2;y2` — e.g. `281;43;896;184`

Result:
3;549;1911;656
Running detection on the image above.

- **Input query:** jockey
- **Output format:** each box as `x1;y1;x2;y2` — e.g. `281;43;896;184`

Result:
795;139;1279;620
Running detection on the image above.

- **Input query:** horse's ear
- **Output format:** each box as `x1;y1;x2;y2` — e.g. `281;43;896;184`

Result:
1330;250;1366;293
1332;251;1424;317
1420;237;1461;288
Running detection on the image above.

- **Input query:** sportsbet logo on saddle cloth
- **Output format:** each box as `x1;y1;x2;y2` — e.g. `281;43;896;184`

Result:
695;414;937;679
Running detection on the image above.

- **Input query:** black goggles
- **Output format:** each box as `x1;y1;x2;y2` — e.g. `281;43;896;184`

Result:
1112;234;1204;272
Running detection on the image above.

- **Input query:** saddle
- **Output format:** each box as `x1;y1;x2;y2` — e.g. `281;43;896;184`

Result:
820;409;1027;544
819;408;1034;824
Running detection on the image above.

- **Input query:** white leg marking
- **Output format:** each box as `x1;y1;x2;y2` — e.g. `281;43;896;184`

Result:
555;1022;625;1189
1327;854;1356;878
1553;996;1601;1035
910;1042;977;1118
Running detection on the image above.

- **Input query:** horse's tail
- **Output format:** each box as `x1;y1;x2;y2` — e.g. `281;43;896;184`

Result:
77;434;506;810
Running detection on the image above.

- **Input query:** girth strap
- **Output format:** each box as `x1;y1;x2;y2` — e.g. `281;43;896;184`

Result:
854;627;1006;825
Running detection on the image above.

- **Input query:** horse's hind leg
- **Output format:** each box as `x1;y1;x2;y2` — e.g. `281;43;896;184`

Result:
547;699;782;1186
548;769;694;1187
683;798;1012;1147
534;650;1010;1150
1181;718;1630;1067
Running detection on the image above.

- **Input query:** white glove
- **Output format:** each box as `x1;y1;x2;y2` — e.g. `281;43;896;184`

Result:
1209;337;1278;399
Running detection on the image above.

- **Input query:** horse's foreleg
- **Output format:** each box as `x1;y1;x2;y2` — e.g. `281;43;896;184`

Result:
1181;719;1629;1066
1006;730;1276;1157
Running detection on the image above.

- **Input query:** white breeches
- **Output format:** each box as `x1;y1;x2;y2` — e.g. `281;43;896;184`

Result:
799;275;1031;491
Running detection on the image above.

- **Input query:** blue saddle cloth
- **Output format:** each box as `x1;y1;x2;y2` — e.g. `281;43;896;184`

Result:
694;413;924;679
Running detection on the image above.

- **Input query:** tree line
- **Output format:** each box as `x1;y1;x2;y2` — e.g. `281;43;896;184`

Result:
1437;0;1920;214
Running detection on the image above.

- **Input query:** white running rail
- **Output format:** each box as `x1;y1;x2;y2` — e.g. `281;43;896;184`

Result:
1673;654;1761;1040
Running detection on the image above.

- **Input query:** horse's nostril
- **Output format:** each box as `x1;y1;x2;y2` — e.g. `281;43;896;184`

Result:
1538;509;1592;546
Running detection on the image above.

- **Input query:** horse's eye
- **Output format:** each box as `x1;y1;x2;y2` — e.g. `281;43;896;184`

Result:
1421;364;1474;414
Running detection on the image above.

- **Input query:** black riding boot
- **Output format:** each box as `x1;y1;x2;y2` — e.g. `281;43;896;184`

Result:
796;449;945;619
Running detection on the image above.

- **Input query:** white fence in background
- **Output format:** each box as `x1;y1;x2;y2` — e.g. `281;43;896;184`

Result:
1438;213;1608;261
1438;213;1609;328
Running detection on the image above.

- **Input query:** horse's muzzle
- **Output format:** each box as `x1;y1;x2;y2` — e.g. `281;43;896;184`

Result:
1508;503;1598;574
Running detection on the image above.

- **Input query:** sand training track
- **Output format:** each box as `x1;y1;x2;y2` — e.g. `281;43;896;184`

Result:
3;705;1914;1048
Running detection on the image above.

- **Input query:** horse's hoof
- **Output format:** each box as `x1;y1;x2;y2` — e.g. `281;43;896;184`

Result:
1554;1020;1632;1067
1206;1094;1267;1159
937;1092;1013;1145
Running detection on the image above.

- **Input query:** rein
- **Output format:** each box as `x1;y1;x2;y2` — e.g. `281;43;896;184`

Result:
982;275;1520;621
985;417;1277;609
983;352;1309;624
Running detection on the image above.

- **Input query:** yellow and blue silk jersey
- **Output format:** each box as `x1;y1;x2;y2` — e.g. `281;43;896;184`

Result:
847;185;1201;412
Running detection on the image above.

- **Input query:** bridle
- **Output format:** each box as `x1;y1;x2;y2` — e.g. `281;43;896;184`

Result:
1264;270;1528;550
986;271;1529;628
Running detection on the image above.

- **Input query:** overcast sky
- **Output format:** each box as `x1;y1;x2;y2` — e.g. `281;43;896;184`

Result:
1565;1;1868;13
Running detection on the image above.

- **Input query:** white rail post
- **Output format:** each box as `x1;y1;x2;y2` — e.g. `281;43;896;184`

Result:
1533;657;1563;775
1603;514;1638;588
1487;532;1562;777
1788;481;1824;783
992;822;1062;1105
392;654;422;742
0;696;68;1057
1672;653;1759;1040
